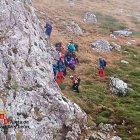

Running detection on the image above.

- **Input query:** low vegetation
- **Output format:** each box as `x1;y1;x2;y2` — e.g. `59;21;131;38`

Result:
63;45;140;140
34;0;140;139
133;30;140;37
95;12;127;34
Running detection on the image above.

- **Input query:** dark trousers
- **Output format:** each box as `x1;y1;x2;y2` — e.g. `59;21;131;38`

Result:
72;83;79;93
63;68;67;76
69;65;75;71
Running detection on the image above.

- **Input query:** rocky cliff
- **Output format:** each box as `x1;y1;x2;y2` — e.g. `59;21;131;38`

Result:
0;0;86;139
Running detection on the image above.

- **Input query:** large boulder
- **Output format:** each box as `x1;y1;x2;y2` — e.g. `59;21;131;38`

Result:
98;123;115;132
91;40;111;52
110;77;128;96
67;21;83;35
111;136;122;140
121;60;129;64
0;0;86;139
83;11;97;24
113;30;132;37
85;123;122;140
110;34;117;39
111;42;121;51
59;20;83;36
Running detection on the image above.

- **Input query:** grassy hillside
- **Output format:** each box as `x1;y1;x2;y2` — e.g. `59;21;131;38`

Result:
34;0;140;139
61;45;140;140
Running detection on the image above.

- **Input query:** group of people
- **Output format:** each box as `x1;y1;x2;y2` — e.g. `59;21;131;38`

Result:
45;23;107;93
52;41;80;92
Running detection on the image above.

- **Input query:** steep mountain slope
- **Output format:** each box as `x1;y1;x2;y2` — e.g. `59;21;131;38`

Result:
0;0;86;140
34;0;140;140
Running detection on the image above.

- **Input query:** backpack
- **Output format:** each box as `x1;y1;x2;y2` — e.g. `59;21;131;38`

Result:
103;60;106;67
74;44;79;51
58;59;64;66
45;24;52;36
75;77;80;86
68;44;75;52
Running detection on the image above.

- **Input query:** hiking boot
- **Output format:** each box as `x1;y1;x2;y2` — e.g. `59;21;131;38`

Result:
73;89;76;91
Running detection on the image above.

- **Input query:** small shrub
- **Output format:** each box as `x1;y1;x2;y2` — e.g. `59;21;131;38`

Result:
105;67;117;76
12;47;18;54
84;80;93;85
16;131;23;140
96;116;109;124
99;109;112;118
117;126;130;140
59;84;67;90
129;71;140;77
131;17;140;25
11;83;20;90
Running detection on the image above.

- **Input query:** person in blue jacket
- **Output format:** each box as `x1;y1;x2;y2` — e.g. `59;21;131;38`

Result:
64;52;72;67
45;23;52;37
57;58;67;76
99;57;105;69
53;64;58;78
68;41;76;53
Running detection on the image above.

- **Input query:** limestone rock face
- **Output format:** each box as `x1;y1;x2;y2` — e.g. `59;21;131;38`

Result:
0;0;86;140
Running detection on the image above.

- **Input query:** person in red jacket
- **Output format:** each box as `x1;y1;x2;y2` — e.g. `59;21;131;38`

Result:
56;71;64;84
59;52;65;62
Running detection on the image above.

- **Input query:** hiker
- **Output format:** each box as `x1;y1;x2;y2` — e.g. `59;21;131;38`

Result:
68;57;76;71
72;52;79;64
99;57;106;77
53;64;58;77
55;42;65;52
57;58;67;76
70;75;81;93
64;52;72;67
58;64;67;76
59;43;65;53
45;23;52;38
57;58;64;66
55;42;61;51
68;41;76;53
74;43;79;52
59;52;65;61
56;70;64;84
